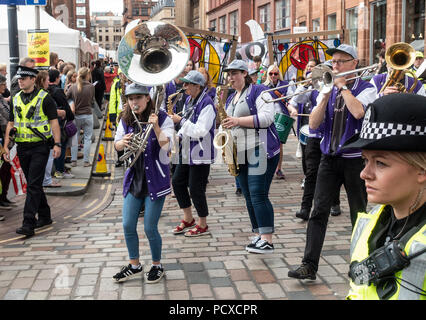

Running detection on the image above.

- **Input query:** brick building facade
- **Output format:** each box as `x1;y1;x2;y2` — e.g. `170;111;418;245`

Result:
207;0;425;65
122;0;157;29
45;0;91;38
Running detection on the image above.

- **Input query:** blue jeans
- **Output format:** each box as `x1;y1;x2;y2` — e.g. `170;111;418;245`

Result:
122;193;165;262
71;114;93;163
236;147;279;234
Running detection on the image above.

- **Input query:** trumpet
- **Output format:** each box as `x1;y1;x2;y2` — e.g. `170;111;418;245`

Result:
117;20;190;169
261;63;379;103
379;42;418;93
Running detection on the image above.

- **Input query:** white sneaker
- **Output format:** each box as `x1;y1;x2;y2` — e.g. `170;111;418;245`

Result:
63;171;75;179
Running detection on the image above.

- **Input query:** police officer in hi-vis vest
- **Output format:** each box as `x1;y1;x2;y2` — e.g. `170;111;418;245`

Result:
3;65;62;237
342;93;426;300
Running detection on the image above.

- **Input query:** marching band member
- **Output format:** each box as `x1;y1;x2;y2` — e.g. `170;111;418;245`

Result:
171;70;216;237
113;83;174;283
222;59;280;253
263;64;297;180
288;44;377;280
370;63;426;98
343;94;426;300
289;60;341;220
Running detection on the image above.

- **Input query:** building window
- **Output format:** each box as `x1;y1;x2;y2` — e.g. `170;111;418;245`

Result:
312;18;320;32
327;13;337;39
210;19;216;32
105;36;109;41
114;35;121;42
77;19;86;28
346;6;359;49
76;0;85;3
98;35;102;42
259;4;271;32
405;0;425;41
229;10;238;35
219;15;226;33
141;7;149;16
371;1;386;62
76;6;86;16
276;0;290;29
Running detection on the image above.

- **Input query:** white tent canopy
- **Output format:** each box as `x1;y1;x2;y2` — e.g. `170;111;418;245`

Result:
0;6;81;70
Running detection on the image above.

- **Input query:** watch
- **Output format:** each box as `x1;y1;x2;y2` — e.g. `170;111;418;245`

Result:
341;85;349;91
54;142;62;147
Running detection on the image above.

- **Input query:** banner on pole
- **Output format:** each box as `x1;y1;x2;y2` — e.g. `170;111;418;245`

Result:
27;29;50;69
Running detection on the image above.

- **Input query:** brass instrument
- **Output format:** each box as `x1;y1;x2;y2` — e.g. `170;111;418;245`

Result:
379;42;418;93
261;63;379;103
167;88;185;155
213;85;239;177
117;20;190;169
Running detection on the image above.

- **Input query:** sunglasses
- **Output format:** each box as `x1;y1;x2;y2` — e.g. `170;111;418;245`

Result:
269;72;279;76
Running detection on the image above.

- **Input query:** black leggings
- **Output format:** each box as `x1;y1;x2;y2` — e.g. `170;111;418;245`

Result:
172;163;210;217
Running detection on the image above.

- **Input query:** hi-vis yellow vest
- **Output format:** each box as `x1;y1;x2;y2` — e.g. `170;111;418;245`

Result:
13;89;52;143
108;77;122;116
347;204;426;300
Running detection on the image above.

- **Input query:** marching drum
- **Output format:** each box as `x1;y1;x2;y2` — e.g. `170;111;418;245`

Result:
299;125;309;145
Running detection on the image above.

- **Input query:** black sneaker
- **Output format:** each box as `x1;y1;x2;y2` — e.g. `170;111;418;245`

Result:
288;263;317;280
235;188;242;196
0;201;12;210
35;219;53;229
245;235;261;251
330;205;341;216
296;208;310;220
112;264;143;283
246;239;274;254
2;198;17;207
146;265;164;284
16;226;35;237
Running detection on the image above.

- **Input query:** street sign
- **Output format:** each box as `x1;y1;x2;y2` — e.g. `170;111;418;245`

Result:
0;0;46;5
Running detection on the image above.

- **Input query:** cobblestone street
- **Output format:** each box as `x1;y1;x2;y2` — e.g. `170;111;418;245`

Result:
0;135;353;300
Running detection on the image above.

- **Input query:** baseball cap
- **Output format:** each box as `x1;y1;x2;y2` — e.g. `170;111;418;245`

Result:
326;44;358;59
179;70;206;86
223;60;249;72
125;83;150;96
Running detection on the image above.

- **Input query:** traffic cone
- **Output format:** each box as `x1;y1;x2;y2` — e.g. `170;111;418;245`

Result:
92;144;111;177
103;113;114;141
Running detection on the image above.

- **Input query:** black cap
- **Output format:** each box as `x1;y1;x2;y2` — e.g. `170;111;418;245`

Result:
16;65;38;78
342;93;426;152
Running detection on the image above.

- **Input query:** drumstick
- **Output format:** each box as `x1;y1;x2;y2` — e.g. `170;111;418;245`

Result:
296;113;311;117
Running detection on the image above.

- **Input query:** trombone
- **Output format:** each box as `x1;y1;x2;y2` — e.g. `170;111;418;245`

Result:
261;63;379;103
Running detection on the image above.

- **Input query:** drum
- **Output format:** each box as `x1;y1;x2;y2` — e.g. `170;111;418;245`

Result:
299;125;309;145
274;113;295;144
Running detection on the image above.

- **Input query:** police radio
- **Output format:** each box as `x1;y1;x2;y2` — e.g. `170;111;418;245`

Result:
349;241;410;285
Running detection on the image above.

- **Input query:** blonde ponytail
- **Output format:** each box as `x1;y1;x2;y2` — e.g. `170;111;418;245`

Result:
77;67;90;92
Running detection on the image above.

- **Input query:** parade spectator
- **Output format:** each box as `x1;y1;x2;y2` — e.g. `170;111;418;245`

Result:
47;69;75;180
104;65;117;101
49;52;59;70
253;55;266;84
35;71;62;188
0;63;10;100
92;60;106;110
0;74;14;215
66;67;94;167
64;69;77;95
184;59;195;74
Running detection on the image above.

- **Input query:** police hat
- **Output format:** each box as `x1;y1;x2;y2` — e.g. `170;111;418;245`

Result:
342;94;426;152
16;65;38;79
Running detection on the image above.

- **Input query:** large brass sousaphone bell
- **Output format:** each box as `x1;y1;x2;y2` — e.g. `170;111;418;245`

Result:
117;21;190;168
118;21;190;86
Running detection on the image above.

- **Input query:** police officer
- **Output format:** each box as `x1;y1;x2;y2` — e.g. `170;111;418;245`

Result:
3;65;62;237
343;94;426;300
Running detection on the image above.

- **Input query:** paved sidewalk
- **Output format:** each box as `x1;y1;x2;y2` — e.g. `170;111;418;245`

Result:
0;133;353;300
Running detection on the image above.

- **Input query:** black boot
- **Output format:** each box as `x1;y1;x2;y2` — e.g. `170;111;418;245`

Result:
295;208;310;221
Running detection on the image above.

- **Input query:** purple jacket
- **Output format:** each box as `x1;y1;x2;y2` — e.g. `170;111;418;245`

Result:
320;79;375;158
121;110;171;200
296;89;323;139
179;90;217;165
226;84;280;159
372;73;423;94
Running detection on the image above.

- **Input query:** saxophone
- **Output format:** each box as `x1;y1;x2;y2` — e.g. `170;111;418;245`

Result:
213;85;239;177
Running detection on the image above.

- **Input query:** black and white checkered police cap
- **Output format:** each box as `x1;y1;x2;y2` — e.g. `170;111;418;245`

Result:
343;93;426;152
